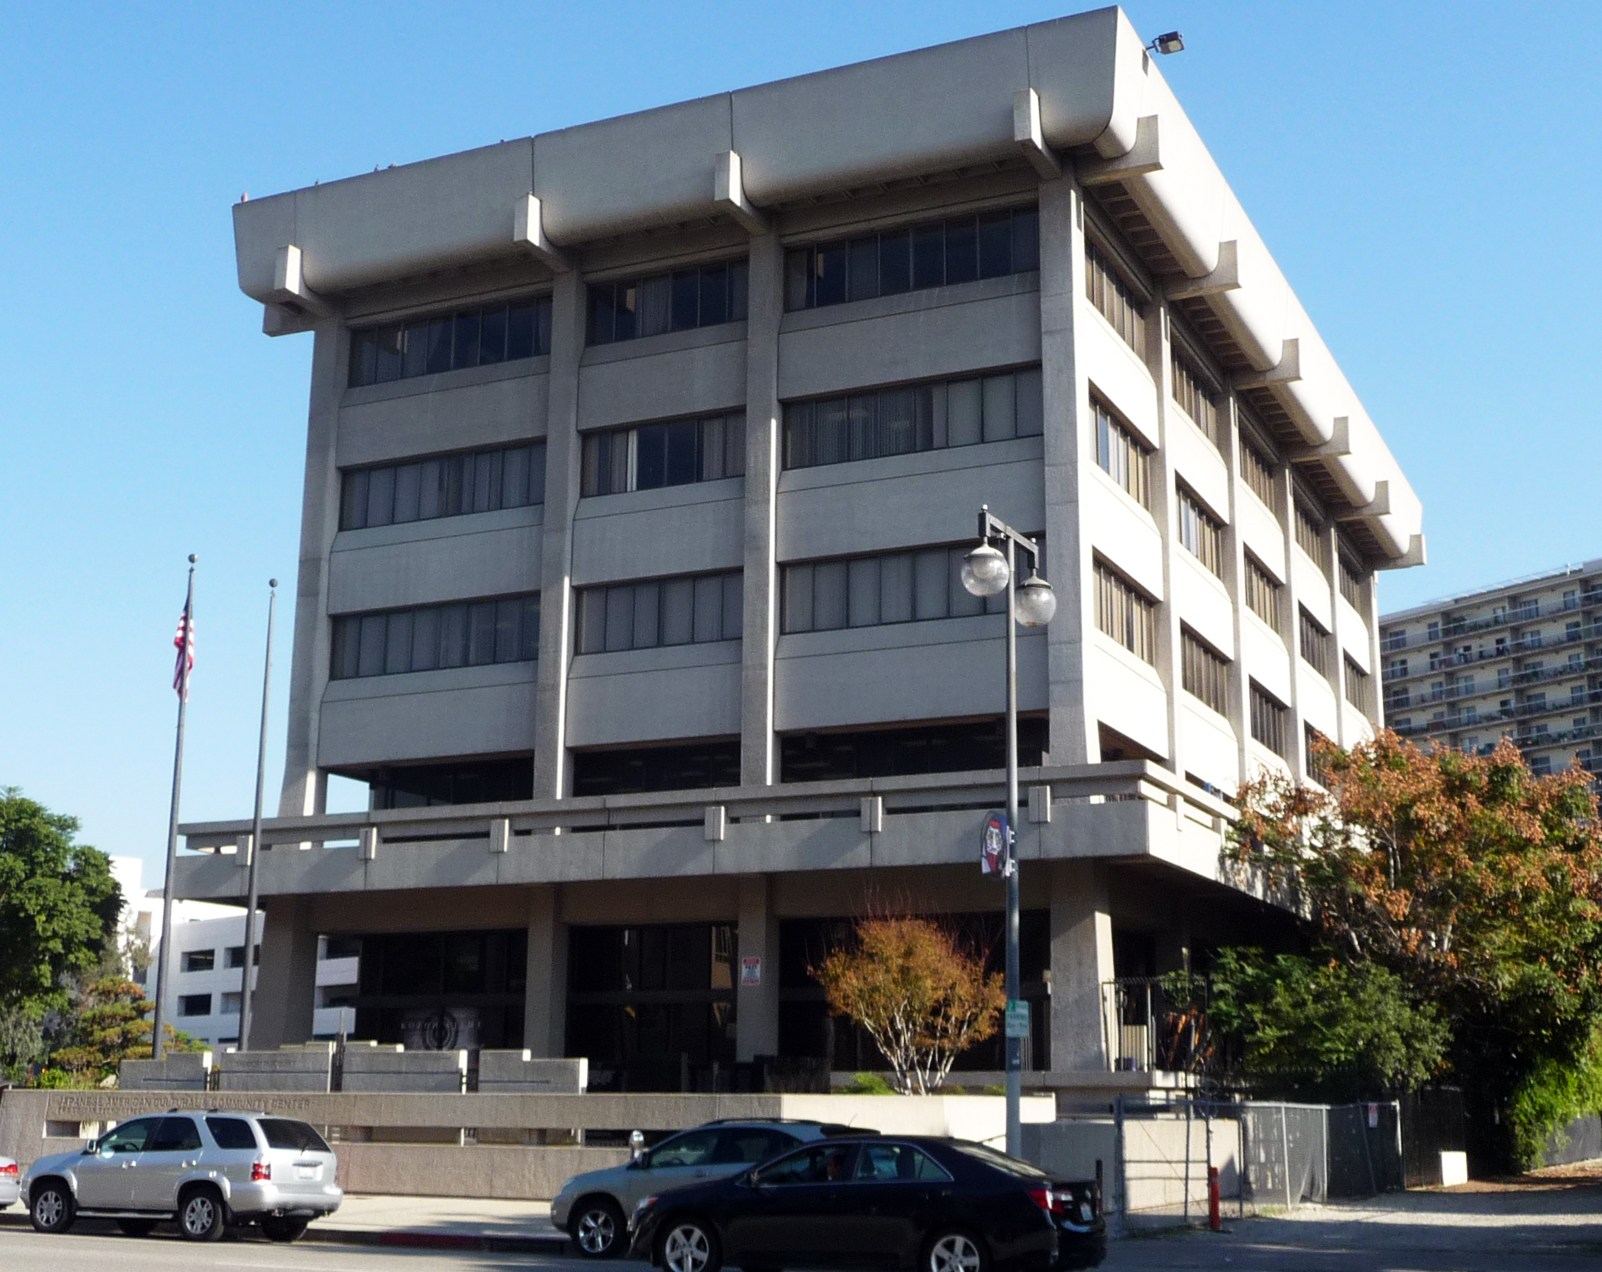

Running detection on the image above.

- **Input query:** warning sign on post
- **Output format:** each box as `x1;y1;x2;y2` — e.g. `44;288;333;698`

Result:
741;956;762;986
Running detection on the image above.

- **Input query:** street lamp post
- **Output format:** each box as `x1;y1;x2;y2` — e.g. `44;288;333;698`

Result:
962;506;1055;1158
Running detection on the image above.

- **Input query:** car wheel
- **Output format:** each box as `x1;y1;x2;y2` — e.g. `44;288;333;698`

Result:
571;1196;625;1258
178;1185;227;1242
117;1218;159;1237
29;1181;75;1235
260;1216;309;1243
924;1228;988;1272
659;1216;722;1272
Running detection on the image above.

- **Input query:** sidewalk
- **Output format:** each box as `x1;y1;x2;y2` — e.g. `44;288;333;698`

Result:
306;1194;568;1253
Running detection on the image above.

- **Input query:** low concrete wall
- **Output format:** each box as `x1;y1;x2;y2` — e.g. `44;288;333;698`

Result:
119;1052;213;1092
216;1044;335;1092
0;1088;1054;1199
478;1051;587;1094
1023;1117;1241;1215
337;1143;630;1199
343;1046;467;1094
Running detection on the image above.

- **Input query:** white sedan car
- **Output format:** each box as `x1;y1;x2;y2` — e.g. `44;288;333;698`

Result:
0;1156;19;1209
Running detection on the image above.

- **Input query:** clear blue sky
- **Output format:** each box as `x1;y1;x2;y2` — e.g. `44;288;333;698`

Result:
2;2;1597;887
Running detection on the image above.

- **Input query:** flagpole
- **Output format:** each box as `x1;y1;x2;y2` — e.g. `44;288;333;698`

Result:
238;579;277;1052
151;554;196;1061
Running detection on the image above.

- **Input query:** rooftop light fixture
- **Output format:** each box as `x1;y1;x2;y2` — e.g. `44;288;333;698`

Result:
1147;31;1185;56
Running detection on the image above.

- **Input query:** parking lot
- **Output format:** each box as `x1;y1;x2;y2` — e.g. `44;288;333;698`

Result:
4;1168;1602;1272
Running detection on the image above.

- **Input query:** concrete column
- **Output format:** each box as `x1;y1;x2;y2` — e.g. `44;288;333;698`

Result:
1048;859;1114;1072
1324;523;1348;745
1039;177;1096;765
740;235;783;785
533;270;587;799
523;885;568;1056
1222;394;1253;787
735;875;779;1062
1278;468;1307;778
278;322;348;817
1150;303;1180;774
250;896;318;1048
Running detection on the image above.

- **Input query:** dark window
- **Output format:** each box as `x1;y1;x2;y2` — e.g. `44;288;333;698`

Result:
1245;558;1281;632
784;207;1038;310
182;949;215;973
97;1117;159;1154
780;718;1046;783
205;1117;259;1151
1085;239;1145;353
323;936;362;960
571;742;741;797
1177;489;1223;576
1171;348;1219;448
783;368;1042;470
178;993;211;1017
331;595;539;680
1300;609;1332;676
1095;563;1156;663
225;944;261;969
1094;398;1150;507
258;1119;332;1154
754;1143;859;1185
1241;437;1277;509
714;1128;799;1165
1181;629;1230;715
1294;501;1329;573
358;758;532;810
148;1117;203;1153
1339;556;1366;611
781;542;1023;633
1250;682;1288;757
1345;656;1374;715
581;414;744;497
576;573;740;654
589;259;748;345
349;296;552;388
340;443;545;531
648;1128;722;1169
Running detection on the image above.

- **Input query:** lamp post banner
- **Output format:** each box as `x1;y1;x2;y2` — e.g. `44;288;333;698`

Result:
981;811;1010;875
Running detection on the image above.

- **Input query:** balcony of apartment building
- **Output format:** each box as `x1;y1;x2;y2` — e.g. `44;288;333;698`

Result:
1380;582;1602;657
1381;616;1602;685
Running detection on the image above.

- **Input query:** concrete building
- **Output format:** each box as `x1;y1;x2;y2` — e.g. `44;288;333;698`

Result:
176;8;1423;1092
1380;561;1602;781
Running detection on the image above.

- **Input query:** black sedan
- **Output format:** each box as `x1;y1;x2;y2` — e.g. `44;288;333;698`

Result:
627;1135;1105;1272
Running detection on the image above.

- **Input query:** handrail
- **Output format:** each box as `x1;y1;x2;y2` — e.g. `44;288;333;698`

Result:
179;759;1236;853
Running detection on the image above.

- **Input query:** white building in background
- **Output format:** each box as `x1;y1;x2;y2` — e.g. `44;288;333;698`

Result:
110;858;356;1046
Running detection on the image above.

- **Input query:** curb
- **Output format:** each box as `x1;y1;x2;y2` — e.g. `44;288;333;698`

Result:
305;1226;569;1255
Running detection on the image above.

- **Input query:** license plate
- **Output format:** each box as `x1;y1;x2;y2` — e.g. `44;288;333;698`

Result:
295;1164;318;1180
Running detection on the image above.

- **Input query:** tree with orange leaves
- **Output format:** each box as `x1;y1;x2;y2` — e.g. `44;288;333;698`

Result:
812;915;1005;1095
1230;732;1602;1168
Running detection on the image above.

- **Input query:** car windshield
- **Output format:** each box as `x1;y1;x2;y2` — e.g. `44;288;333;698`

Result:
950;1142;1050;1180
259;1119;332;1153
646;1128;720;1169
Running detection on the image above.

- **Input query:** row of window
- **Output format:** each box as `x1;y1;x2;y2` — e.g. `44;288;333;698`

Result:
1095;562;1157;664
340;443;546;531
1181;629;1230;715
783;369;1043;471
1240;438;1277;510
349;297;554;388
1300;608;1331;676
1294;501;1328;573
576;573;743;654
1250;682;1288;757
784;207;1039;311
1095;398;1151;507
331;596;541;679
581;413;746;497
781;545;1010;635
1086;239;1146;353
1170;349;1219;449
1177;489;1223;578
180;945;259;973
588;260;749;346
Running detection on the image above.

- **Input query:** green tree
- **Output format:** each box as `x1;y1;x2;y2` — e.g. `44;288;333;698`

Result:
1170;947;1449;1101
1229;734;1602;1169
0;789;121;1074
48;977;200;1084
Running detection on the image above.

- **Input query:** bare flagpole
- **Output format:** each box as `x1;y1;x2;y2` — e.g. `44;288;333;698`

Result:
151;554;197;1061
238;580;277;1052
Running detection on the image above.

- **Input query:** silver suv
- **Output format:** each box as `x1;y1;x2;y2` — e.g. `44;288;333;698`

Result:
553;1120;858;1259
23;1110;342;1243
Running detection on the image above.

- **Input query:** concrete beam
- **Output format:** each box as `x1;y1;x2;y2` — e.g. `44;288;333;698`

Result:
513;195;567;271
1284;414;1350;462
714;151;768;235
1012;89;1061;180
1334;479;1391;521
1164;240;1239;300
267;244;332;316
1376;533;1428;571
1231;337;1301;389
1077;115;1159;186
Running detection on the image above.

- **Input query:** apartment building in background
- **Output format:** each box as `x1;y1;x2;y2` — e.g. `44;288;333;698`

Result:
174;7;1424;1093
1380;560;1602;781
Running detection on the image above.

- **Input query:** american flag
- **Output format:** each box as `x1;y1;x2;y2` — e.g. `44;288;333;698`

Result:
172;605;195;697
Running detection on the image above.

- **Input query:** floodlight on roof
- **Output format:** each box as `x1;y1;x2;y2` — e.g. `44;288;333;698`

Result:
1147;31;1185;56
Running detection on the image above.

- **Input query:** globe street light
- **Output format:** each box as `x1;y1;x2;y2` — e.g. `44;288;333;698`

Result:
961;506;1054;1157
